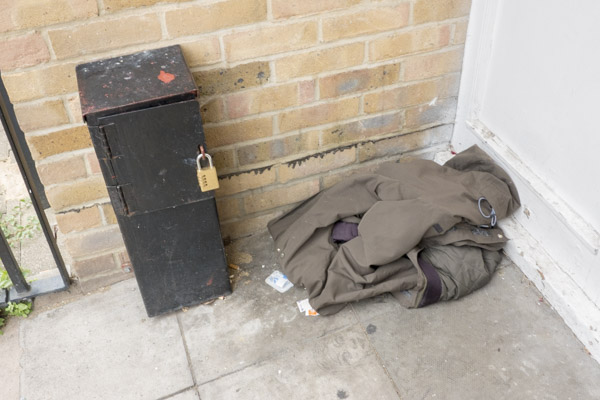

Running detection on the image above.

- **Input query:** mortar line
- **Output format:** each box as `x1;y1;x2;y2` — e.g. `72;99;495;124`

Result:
218;122;450;179
96;0;105;16
208;107;408;151
176;312;199;389
159;12;169;39
199;72;461;129
350;305;404;399
2;15;467;75
266;0;273;21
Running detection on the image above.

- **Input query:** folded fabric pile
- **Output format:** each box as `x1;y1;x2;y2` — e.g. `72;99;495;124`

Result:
267;145;520;315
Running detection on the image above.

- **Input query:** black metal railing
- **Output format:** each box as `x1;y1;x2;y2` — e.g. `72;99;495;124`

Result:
0;72;69;305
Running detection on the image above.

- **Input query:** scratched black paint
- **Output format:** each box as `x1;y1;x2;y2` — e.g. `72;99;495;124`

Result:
77;45;231;317
77;45;197;126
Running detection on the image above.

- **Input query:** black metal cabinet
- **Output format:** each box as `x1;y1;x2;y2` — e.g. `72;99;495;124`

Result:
76;45;230;317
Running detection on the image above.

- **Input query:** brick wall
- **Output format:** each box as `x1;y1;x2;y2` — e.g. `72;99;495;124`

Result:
0;0;471;290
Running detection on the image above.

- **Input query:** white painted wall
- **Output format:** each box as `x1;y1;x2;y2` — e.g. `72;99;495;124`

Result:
480;0;600;231
453;0;600;362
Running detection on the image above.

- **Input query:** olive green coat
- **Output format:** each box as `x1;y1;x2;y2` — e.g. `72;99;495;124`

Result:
268;146;520;315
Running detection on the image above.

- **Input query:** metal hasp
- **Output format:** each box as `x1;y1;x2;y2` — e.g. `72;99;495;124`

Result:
76;45;231;317
0;73;70;306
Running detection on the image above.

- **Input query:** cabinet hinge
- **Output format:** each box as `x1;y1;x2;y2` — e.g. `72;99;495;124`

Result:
107;185;132;216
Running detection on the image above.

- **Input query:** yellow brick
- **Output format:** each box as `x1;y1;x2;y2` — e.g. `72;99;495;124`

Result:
200;98;225;124
103;0;193;12
244;180;320;214
321;162;379;189
73;252;129;292
15;100;69;132
272;0;361;19
27;125;92;160
194;61;270;96
212;150;236;171
403;48;464;81
204;117;273;148
220;210;282;240
0;0;97;33
322;4;410;42
278;148;355;183
321;113;402;146
101;204;118;225
319;64;399;99
165;0;267;38
3;63;78;103
363;74;459;114
48;14;162;60
358;125;452;162
414;0;472;24
56;206;102;234
46;176;109;211
275;43;364;81
369;25;451;62
77;272;133;293
364;81;437;114
298;80;317;105
181;38;222;67
226;84;298;119
217;168;277;196
225;21;318;62
237;131;320;166
404;97;457;129
216;197;242;221
72;253;117;281
65;226;125;259
37;156;87;186
86;152;101;175
279;97;360;133
67;94;84;123
0;33;50;71
453;19;469;44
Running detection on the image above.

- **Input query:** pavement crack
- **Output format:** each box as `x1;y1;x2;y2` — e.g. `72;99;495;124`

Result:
176;312;198;388
351;305;403;400
155;385;196;400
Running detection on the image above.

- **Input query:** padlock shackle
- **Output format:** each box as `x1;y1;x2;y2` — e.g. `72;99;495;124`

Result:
196;152;213;169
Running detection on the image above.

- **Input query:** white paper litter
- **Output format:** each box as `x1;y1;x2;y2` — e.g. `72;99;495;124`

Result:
265;270;293;293
296;298;319;316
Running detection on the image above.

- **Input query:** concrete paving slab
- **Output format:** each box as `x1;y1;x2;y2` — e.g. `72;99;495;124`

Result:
355;263;600;399
8;229;600;400
0;317;22;400
20;204;55;276
0;122;9;161
178;261;357;385
197;324;401;400
19;278;193;400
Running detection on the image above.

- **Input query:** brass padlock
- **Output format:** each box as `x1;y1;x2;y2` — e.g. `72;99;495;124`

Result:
196;153;219;192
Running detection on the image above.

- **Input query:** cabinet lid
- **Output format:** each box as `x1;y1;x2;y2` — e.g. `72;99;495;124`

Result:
76;45;197;123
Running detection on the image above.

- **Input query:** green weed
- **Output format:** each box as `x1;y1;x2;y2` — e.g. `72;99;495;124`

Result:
0;198;41;246
0;198;39;334
0;301;32;334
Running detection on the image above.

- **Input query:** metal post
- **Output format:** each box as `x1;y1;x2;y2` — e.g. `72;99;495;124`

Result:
0;72;69;299
0;225;30;293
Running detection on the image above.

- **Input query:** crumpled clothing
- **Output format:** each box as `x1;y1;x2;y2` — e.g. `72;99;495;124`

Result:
268;145;520;315
331;221;359;243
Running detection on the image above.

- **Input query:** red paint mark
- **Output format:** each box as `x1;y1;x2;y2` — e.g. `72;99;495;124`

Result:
206;276;214;286
157;70;175;83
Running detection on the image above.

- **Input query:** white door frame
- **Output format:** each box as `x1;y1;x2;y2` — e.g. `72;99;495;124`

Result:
453;0;600;362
